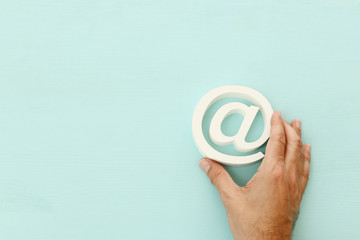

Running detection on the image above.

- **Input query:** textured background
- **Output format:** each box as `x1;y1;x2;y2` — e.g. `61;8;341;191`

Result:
0;0;360;239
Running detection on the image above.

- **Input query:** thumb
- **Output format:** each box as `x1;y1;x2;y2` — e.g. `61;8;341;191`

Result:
199;158;239;202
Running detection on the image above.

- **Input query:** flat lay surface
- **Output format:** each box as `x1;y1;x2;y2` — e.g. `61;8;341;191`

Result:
0;0;359;239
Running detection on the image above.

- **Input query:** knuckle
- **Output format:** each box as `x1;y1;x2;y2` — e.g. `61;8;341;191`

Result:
219;189;234;203
273;134;287;146
300;152;306;161
290;136;302;149
297;138;303;148
302;171;310;181
271;164;285;182
209;169;223;185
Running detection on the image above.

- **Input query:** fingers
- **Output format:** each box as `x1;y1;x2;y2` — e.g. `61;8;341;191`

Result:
290;119;303;174
300;144;311;194
297;146;306;182
291;119;301;138
282;117;311;197
282;118;303;168
199;158;239;203
264;111;286;162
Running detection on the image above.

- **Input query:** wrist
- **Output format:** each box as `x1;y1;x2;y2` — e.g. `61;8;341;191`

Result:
245;219;292;240
259;222;292;240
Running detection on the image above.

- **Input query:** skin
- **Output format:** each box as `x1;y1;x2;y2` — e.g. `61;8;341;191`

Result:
199;111;311;240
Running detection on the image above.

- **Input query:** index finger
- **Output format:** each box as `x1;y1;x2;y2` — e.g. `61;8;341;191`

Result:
264;111;286;162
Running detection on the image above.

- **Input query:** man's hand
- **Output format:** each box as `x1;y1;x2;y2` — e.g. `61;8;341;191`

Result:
199;111;311;240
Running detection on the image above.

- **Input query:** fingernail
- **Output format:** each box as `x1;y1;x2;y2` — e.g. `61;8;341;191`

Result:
271;111;281;124
295;120;302;129
307;144;311;152
199;159;211;174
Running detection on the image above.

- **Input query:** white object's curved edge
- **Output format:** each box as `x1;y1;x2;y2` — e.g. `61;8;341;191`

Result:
192;85;274;167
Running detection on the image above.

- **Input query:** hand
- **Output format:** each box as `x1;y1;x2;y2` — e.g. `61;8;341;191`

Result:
199;111;311;240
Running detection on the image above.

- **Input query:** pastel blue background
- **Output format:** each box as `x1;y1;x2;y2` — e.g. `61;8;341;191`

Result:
0;1;359;239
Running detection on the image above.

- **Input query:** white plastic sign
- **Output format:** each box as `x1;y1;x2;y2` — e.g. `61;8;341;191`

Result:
192;86;273;166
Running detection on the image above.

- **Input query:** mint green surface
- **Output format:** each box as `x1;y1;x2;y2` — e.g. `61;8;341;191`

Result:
1;1;360;239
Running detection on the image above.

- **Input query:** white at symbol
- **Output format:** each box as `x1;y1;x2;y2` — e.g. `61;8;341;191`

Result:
192;86;273;166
